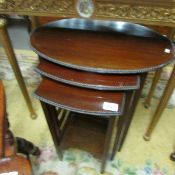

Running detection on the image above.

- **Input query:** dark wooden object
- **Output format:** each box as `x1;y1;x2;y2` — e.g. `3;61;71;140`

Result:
31;19;174;74
36;77;125;172
37;58;140;90
170;152;175;161
41;101;116;173
111;73;147;159
31;18;175;173
0;80;40;174
35;78;125;116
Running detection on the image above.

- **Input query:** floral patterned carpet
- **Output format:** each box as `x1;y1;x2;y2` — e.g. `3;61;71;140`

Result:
32;146;170;175
1;48;175;175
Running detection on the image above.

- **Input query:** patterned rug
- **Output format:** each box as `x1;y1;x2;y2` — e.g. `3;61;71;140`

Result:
0;48;40;86
0;48;174;107
31;146;169;175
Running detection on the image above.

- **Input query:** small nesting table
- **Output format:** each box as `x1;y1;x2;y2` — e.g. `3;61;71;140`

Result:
30;18;175;173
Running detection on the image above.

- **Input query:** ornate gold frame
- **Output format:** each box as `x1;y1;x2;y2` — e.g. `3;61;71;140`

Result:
0;0;175;27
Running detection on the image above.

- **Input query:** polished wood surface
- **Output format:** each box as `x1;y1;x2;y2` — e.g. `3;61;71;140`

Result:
37;59;139;90
35;78;125;116
31;19;175;74
0;156;32;175
41;102;116;173
60;114;108;158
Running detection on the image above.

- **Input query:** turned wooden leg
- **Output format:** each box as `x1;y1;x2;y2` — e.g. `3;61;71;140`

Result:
101;116;115;173
144;65;175;141
40;102;63;159
170;152;175;161
111;73;147;157
111;91;133;160
144;69;163;108
0;18;36;119
144;27;175;108
118;74;147;151
31;16;39;30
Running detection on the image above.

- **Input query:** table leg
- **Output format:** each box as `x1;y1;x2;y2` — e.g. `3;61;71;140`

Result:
170;152;175;161
144;69;162;108
31;16;39;30
111;73;147;157
0;19;36;119
111;91;133;160
40;102;63;159
101;116;115;173
144;65;175;141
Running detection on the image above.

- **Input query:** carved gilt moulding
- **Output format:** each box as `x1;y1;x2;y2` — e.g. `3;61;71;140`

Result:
0;0;175;26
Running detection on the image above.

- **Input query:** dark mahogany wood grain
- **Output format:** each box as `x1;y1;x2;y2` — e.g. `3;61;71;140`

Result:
31;19;175;74
35;78;125;116
0;156;32;175
37;59;139;90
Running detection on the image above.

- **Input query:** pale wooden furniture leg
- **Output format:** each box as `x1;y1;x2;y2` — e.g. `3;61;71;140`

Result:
144;69;163;108
0;18;37;119
144;65;175;140
31;16;39;30
101;116;116;173
170;152;175;161
144;28;175;109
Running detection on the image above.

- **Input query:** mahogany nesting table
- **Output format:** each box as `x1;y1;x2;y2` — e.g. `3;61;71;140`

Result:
30;18;175;173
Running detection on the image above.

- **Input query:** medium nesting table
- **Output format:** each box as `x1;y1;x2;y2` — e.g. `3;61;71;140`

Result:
30;18;175;173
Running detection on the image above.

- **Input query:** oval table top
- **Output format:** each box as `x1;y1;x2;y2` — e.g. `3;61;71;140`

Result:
36;59;140;90
31;18;175;74
34;78;125;116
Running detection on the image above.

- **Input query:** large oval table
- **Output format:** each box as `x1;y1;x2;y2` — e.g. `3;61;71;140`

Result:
0;0;174;144
30;18;175;172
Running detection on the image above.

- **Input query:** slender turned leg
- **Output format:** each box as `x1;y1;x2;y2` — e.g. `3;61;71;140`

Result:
144;65;175;141
144;69;163;108
118;74;147;151
0;19;36;119
144;28;175;109
170;152;175;161
30;16;39;30
40;102;63;159
111;74;147;156
111;91;133;160
101;116;116;173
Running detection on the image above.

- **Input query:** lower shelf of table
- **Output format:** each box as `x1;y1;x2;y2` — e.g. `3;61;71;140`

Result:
59;113;109;159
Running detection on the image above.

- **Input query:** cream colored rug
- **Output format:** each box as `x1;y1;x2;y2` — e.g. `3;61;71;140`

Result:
4;79;175;175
